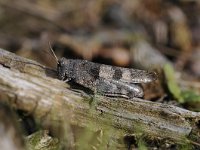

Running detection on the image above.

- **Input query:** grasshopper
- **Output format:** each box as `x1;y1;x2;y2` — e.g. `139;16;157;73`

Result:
50;48;157;98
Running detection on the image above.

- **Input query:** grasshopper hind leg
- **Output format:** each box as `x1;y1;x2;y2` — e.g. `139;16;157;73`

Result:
95;78;144;99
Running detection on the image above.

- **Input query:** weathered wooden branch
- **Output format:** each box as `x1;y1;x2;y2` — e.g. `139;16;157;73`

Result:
0;48;200;145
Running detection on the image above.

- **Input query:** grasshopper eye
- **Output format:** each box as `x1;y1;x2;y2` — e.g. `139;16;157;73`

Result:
58;59;65;66
57;62;65;80
61;61;64;66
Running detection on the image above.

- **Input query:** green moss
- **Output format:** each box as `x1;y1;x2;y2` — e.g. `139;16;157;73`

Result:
26;130;60;150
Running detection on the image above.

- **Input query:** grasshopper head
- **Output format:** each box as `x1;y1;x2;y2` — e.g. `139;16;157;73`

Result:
57;58;74;81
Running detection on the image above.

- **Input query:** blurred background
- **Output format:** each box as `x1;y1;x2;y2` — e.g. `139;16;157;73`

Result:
0;0;200;102
0;0;199;68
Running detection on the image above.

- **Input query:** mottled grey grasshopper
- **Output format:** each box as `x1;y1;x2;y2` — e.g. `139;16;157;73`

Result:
49;48;157;98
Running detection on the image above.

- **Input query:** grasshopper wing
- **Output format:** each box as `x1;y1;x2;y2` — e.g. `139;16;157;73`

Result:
98;64;157;83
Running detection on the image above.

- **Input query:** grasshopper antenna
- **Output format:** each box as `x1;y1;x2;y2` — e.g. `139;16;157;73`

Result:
48;42;59;64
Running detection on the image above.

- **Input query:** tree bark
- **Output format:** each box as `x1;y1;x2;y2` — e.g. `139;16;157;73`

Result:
0;48;200;145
